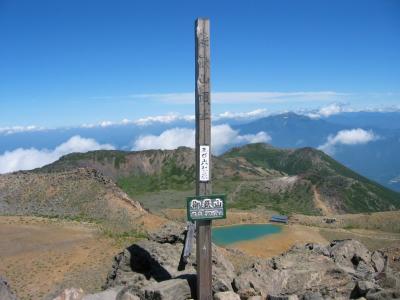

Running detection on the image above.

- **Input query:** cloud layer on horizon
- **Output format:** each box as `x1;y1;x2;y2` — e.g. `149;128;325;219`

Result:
318;128;378;154
0;136;114;174
130;91;345;105
0;125;45;135
133;124;271;154
3;105;400;135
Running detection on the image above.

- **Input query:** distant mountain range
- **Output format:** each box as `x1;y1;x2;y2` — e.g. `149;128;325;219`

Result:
1;111;399;191
234;112;400;192
33;144;400;215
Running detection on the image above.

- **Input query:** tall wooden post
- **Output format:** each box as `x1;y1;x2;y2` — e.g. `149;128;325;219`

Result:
195;18;212;300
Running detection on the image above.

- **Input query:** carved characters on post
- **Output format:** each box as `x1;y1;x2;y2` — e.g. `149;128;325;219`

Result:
196;27;210;86
196;19;210;123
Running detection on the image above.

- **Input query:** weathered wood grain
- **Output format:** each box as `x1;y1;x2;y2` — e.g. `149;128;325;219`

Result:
195;18;212;300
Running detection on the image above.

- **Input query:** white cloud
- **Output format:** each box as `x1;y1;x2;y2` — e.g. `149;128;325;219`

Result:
0;136;115;174
133;128;195;151
133;113;195;126
304;103;400;119
306;103;348;119
133;124;271;155
130;91;346;105
318;128;378;154
81;120;117;128
134;109;271;126
0;125;45;135
215;108;269;120
318;103;345;117
80;109;270;129
100;121;114;127
210;125;271;154
79;114;195;128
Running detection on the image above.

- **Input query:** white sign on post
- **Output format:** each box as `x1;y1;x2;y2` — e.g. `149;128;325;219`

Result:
199;145;210;182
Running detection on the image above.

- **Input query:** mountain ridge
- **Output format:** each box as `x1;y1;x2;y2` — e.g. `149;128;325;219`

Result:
26;143;400;215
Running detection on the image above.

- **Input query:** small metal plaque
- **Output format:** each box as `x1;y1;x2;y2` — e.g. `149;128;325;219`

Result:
187;194;226;221
199;145;210;182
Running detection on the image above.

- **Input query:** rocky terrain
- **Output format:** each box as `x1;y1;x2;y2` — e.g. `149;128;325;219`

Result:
47;223;400;300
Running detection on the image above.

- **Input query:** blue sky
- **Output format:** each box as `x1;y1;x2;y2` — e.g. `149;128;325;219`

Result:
1;0;399;128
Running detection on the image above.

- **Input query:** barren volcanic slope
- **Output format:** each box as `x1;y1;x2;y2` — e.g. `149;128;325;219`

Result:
33;143;400;215
0;167;153;234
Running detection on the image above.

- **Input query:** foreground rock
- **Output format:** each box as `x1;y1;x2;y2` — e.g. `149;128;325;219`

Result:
53;287;122;300
0;276;18;300
105;222;236;298
234;240;399;299
214;291;241;300
52;288;84;300
56;226;400;300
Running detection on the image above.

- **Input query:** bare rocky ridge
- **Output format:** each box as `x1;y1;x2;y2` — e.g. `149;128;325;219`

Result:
0;167;146;233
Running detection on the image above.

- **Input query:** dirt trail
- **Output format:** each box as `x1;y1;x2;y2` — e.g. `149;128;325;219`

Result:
312;185;334;216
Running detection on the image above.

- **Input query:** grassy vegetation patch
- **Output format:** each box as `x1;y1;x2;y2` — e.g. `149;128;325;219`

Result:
101;228;147;247
117;158;195;196
230;182;318;215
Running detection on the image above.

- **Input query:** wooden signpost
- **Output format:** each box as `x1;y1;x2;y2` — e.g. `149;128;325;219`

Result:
186;17;226;299
195;18;213;300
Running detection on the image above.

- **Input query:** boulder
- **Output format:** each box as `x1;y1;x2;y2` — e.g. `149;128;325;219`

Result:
0;277;18;300
232;240;397;300
214;291;241;300
376;272;400;290
371;251;386;273
118;291;140;300
267;296;298;300
102;232;398;300
247;296;265;300
351;281;377;298
143;278;192;300
301;292;323;300
148;223;186;244
329;240;371;263
105;222;235;296
82;288;121;300
234;245;354;299
53;288;84;300
366;289;400;300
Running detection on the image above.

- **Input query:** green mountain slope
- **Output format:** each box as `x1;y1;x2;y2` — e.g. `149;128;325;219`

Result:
35;144;400;215
223;144;400;213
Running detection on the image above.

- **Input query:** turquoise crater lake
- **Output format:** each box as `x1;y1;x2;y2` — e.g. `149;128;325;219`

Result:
211;224;282;246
